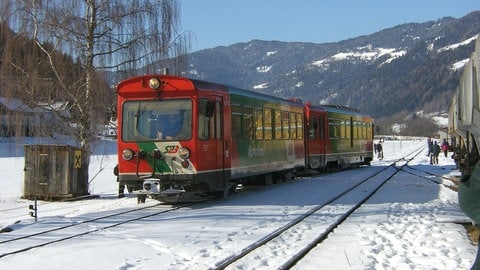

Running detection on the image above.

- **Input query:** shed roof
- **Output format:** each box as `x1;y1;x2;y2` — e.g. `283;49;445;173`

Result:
0;97;34;113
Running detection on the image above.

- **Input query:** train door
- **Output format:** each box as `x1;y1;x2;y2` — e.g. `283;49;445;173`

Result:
213;96;225;178
204;95;230;194
306;112;327;169
198;97;225;190
319;114;327;166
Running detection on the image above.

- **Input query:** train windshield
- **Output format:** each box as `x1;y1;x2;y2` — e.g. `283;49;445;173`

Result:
122;99;192;141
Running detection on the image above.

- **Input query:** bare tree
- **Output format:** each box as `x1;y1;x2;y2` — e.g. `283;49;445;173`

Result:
3;0;190;181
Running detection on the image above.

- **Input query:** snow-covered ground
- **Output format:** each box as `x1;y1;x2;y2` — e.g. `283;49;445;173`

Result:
0;138;476;269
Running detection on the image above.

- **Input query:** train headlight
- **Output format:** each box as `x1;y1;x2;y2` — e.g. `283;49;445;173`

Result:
144;182;152;191
122;148;134;161
148;78;161;90
178;147;190;159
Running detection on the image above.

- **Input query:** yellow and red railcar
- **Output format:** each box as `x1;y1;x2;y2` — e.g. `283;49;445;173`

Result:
116;75;373;203
305;103;374;170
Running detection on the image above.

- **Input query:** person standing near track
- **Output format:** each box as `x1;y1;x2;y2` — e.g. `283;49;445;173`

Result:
431;141;441;165
376;141;383;160
427;136;433;157
441;139;450;158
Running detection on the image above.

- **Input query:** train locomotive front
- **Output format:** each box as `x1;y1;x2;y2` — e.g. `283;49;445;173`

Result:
116;75;307;203
116;75;232;203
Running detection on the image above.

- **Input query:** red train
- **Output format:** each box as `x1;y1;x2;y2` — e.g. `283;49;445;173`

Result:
115;75;374;203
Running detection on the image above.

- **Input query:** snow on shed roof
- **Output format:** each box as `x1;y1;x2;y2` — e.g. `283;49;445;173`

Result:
0;97;35;113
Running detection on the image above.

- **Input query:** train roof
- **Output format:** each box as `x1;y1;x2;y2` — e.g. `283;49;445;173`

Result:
190;78;304;107
308;103;371;118
118;75;302;106
323;104;360;113
326;105;371;118
117;75;371;118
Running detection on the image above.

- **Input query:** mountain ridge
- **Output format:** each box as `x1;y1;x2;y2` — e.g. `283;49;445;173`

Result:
183;11;480;135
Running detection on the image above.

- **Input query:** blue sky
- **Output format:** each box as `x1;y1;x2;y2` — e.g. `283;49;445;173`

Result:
179;0;480;52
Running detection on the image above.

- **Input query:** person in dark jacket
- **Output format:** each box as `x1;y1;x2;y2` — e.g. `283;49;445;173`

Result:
427;136;433;156
431;141;441;165
376;142;383;160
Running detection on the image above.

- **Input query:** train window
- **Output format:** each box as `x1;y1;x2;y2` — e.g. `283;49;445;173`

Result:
121;99;192;142
198;99;213;140
328;118;335;139
364;122;368;139
345;119;351;140
290;112;297;139
319;116;325;139
282;110;290;139
361;122;364;139
244;105;254;140
264;108;273;140
309;117;318;139
255;107;264;140
353;120;358;139
232;104;242;141
356;121;361;139
274;109;282;140
205;101;214;118
215;101;222;140
335;119;341;139
340;120;346;139
361;122;365;139
297;113;303;140
358;121;362;139
356;122;360;139
360;122;364;139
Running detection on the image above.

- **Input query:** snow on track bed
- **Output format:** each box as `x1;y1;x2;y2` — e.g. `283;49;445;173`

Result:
0;203;188;258
0;195;139;227
214;151;423;269
0;140;476;269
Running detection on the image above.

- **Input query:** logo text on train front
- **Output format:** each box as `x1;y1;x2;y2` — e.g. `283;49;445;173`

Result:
165;145;179;153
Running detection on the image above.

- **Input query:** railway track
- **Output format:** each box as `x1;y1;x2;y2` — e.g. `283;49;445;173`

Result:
401;166;458;191
212;147;425;269
0;144;434;269
0;192;131;226
0;202;192;258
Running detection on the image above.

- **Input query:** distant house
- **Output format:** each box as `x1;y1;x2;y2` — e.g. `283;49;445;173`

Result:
37;101;71;119
0;97;36;137
97;123;118;137
0;97;70;137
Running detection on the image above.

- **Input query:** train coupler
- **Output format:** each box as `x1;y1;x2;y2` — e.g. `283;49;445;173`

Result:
143;178;186;195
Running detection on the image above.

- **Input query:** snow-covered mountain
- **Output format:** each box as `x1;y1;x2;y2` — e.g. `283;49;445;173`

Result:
184;11;480;127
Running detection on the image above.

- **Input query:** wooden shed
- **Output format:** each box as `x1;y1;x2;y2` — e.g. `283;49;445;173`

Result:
23;145;88;200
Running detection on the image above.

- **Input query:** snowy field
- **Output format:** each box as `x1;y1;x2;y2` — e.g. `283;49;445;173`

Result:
0;138;477;269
